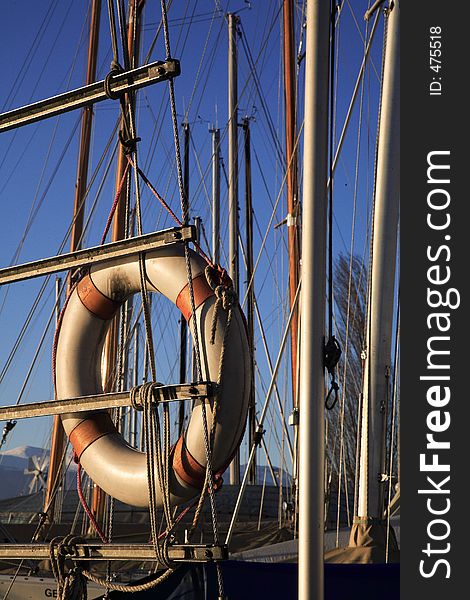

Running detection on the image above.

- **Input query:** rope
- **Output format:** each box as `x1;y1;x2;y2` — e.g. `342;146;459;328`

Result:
49;536;88;600
82;567;174;593
100;161;131;244
324;0;342;410
49;535;176;595
130;382;175;570
76;462;108;544
129;157;215;267
157;6;226;596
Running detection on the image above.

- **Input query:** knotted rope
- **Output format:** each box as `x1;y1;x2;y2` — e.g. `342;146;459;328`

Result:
49;536;88;600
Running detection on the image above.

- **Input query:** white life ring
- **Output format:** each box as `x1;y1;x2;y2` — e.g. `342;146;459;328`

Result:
54;244;251;507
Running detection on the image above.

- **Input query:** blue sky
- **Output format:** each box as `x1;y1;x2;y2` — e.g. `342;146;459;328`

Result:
0;0;383;474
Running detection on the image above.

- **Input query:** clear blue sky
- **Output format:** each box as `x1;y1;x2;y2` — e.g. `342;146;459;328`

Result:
0;0;383;474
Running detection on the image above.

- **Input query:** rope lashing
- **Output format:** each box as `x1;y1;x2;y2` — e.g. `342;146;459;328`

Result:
205;265;236;346
104;60;141;154
103;60;123;100
49;536;89;600
129;381;164;411
49;535;176;596
324;336;342;410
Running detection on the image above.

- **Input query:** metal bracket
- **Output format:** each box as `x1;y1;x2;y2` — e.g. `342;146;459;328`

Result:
288;407;299;426
0;226;195;286
0;382;217;422
0;59;180;133
0;543;228;563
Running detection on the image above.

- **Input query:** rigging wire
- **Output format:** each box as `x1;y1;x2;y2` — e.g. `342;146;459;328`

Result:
334;0;370;544
385;297;399;562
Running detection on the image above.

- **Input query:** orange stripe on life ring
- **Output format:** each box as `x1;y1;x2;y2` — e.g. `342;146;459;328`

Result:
172;435;206;489
77;274;122;320
69;413;116;460
175;273;214;321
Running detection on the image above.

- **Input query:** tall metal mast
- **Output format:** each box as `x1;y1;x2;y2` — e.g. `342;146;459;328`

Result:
357;0;400;523
243;118;256;485
44;0;102;517
298;0;330;598
228;13;240;485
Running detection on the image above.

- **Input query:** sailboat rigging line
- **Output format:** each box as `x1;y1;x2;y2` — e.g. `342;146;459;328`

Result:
226;278;301;547
100;161;131;244
107;0;121;67
1;0;60;112
323;0;342;413
0;126;119;399
254;300;294;460
181;5;219;124
159;8;226;593
335;4;370;542
345;0;381;82
241;121;304;310
327;7;381;189
1;451;75;600
77;463;108;543
385;300;399;562
13;278;67;410
238;22;286;168
143;0;174;65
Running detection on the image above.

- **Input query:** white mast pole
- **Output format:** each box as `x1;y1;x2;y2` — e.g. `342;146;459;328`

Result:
298;0;330;598
357;0;400;520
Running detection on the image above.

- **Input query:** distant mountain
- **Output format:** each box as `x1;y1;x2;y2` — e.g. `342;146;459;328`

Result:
0;445;49;471
0;446;77;501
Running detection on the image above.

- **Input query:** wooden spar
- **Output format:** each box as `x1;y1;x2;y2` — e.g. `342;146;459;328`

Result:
178;122;190;437
95;0;145;526
43;0;101;518
283;0;300;411
228;13;241;485
243;118;256;485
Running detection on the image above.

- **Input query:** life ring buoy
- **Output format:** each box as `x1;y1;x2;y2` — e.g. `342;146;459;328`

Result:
54;244;251;507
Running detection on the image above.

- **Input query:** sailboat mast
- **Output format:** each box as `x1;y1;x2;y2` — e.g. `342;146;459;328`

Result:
44;0;101;517
282;0;300;410
298;0;330;598
243;118;256;485
97;0;144;524
178;122;190;437
357;0;400;521
211;127;221;264
228;12;241;485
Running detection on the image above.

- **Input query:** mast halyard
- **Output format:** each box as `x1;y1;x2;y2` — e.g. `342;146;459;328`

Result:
43;0;102;520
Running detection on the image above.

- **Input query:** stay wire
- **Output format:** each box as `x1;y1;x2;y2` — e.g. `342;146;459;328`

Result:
324;0;342;411
159;2;224;596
